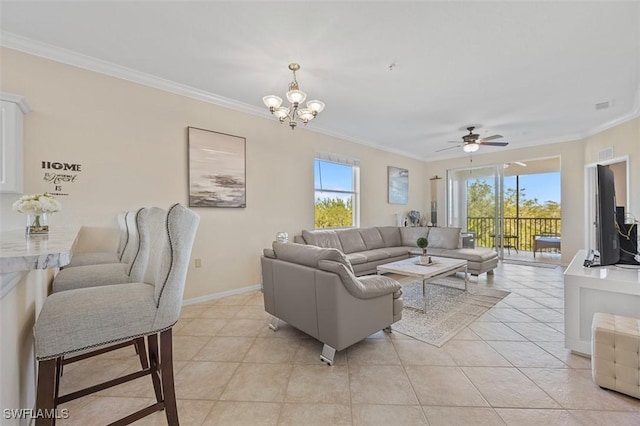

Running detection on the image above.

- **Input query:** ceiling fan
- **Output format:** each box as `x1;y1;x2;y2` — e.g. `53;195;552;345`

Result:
437;126;509;153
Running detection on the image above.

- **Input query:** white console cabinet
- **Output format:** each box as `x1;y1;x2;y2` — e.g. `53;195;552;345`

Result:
0;92;30;194
564;249;640;356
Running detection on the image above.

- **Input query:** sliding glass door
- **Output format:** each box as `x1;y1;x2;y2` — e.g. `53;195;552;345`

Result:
447;165;506;258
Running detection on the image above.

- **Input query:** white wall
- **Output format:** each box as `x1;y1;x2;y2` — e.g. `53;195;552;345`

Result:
0;47;428;300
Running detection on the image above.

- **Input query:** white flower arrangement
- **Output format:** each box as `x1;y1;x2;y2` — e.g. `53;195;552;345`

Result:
12;192;62;215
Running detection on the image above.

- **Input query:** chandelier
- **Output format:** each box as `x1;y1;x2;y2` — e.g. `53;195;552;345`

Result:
263;63;325;129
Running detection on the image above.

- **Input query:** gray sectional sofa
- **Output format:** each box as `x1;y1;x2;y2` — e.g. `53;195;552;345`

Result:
262;242;403;364
295;226;498;276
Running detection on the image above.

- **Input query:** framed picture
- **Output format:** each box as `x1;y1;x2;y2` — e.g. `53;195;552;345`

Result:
188;127;246;208
388;166;408;204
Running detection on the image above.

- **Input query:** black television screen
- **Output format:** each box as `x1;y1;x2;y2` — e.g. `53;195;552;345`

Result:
596;165;620;265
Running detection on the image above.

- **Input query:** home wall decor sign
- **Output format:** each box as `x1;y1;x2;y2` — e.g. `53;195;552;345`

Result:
388;166;409;204
41;161;82;196
188;127;246;208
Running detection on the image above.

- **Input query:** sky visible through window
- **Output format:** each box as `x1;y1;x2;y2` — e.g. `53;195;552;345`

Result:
314;160;354;202
505;172;561;203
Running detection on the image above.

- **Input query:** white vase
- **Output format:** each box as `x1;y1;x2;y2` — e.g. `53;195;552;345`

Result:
419;255;431;265
26;213;48;235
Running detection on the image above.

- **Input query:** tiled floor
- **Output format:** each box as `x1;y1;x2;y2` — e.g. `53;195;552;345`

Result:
56;263;640;425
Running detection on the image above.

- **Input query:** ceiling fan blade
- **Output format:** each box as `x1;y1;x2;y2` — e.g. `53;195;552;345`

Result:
482;134;503;141
436;145;461;152
480;141;509;147
514;161;527;167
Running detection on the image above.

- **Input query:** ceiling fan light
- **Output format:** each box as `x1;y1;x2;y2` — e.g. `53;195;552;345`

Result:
463;142;480;153
263;95;283;109
286;89;307;104
307;99;325;114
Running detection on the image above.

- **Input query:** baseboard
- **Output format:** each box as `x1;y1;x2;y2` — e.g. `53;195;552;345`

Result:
182;283;262;306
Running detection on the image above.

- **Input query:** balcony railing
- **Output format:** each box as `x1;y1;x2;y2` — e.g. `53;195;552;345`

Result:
467;217;561;251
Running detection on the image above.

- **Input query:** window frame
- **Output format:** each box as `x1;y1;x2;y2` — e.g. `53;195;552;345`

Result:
314;157;360;229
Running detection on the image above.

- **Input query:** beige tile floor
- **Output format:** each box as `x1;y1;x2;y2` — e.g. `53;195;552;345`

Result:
56;263;640;425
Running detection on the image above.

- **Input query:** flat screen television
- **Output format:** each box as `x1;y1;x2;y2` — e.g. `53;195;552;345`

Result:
596;164;620;266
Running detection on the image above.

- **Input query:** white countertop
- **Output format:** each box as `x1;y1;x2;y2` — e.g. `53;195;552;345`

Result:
0;227;80;273
565;249;640;284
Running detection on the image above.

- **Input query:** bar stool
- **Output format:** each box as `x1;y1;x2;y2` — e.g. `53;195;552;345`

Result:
34;204;199;425
52;208;144;293
65;211;129;268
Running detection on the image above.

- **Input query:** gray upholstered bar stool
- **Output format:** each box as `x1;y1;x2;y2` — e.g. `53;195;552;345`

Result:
52;208;144;293
65;211;129;268
34;204;199;426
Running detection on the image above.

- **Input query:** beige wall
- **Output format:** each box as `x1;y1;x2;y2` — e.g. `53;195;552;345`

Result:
0;48;428;300
426;139;585;265
425;117;640;265
583;118;639;213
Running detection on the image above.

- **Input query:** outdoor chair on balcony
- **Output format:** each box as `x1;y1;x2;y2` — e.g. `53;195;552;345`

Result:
533;233;561;257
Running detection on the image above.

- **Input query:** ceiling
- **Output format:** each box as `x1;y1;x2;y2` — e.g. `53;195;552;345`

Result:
1;1;639;161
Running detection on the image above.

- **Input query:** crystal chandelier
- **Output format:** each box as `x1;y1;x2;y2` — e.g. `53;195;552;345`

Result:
263;63;325;129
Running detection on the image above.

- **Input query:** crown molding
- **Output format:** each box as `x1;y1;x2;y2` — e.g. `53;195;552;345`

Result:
0;31;270;118
1;31;425;161
2;31;638;164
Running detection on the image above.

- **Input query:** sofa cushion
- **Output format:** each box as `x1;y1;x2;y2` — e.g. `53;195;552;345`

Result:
377;226;402;247
317;260;401;300
345;252;368;265
432;247;497;262
399;227;430;247
359;228;385;250
302;229;343;251
381;247;412;258
358;249;391;263
273;242;353;273
428;227;461;249
335;229;367;253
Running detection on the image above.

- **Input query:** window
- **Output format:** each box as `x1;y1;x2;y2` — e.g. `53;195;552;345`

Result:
314;154;360;229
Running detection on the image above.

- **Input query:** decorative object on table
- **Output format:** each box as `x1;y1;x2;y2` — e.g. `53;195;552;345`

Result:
263;63;325;130
416;237;431;265
408;210;421;226
388;166;408;204
395;213;404;227
188;127;246;208
276;231;289;243
12;192;62;235
429;175;441;226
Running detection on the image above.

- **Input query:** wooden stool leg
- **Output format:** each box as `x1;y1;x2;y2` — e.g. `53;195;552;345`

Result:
35;358;58;426
135;337;149;369
147;333;163;403
160;329;179;425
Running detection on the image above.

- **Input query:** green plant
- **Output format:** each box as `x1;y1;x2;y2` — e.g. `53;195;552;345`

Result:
416;237;429;255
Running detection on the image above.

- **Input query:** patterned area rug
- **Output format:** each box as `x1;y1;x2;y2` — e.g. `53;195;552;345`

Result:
392;277;510;347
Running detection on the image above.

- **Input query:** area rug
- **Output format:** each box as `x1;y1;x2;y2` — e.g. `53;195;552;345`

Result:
502;259;559;269
392;277;510;347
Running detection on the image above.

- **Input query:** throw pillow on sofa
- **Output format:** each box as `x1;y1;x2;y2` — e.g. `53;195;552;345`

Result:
428;227;462;249
399;227;429;247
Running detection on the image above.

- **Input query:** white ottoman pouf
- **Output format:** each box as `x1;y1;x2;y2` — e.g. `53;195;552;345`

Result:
591;313;640;399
